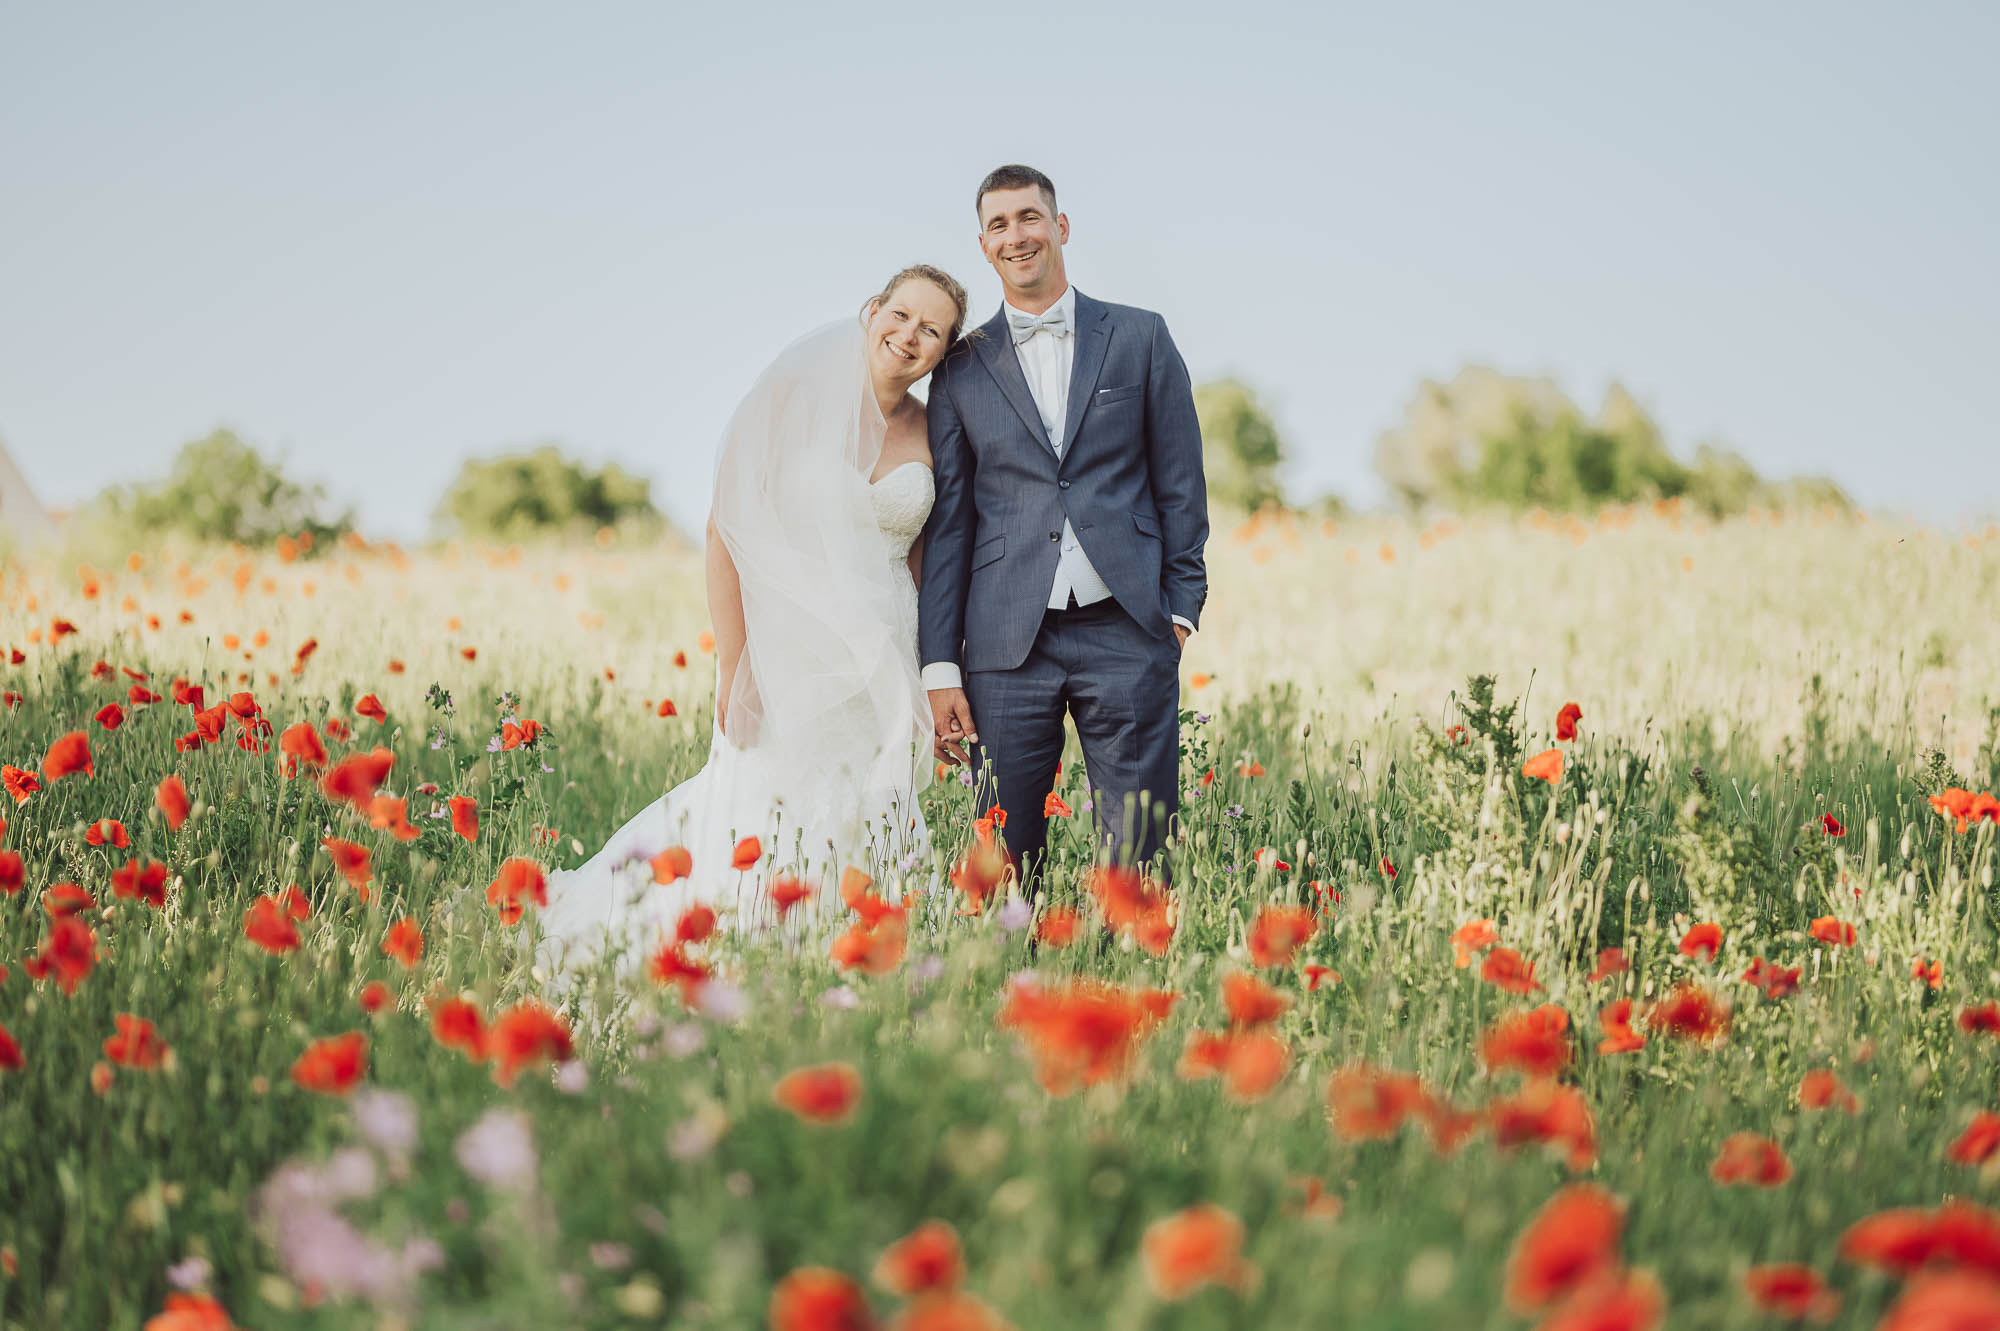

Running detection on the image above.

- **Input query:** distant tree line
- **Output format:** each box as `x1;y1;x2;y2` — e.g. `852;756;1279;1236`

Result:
82;368;1849;552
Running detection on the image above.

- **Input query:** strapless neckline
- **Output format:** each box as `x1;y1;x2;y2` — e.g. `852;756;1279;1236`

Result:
870;460;933;487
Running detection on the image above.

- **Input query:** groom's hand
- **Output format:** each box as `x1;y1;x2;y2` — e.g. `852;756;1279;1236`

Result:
1174;624;1191;650
928;687;978;766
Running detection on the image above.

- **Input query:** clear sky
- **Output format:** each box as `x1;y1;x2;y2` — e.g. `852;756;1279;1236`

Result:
4;1;1995;538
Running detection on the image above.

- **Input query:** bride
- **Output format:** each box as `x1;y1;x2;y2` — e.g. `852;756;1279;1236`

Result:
536;265;971;972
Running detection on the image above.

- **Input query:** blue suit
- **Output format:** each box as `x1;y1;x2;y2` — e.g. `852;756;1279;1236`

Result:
920;290;1209;876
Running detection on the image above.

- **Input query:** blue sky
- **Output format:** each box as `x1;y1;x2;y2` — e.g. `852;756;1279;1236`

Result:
3;1;1994;537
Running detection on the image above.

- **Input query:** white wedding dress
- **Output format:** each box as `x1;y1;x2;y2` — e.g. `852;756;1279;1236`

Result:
535;459;935;974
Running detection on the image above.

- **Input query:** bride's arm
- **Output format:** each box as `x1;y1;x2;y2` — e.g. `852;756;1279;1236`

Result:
906;533;923;590
705;515;746;729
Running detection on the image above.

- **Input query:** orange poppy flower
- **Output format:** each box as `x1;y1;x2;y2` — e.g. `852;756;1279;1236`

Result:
872;1220;964;1296
499;717;540;749
769;874;813;916
485;858;548;925
1302;963;1339;990
278;722;329;777
829;913;907;976
1555;701;1582;741
85;819;130;849
367;794;422;843
43;883;94;917
1087;865;1175;955
1947;1112;2000;1165
142;1291;243;1331
675;904;717;945
1325;1063;1430;1142
0;1021;21;1072
649;845;693;884
103;1013;169;1069
322;838;374;899
1481;947;1541;994
1586;947;1630;982
486;999;573;1087
95;703;125;731
1596;998;1646;1055
1809;916;1857;947
243;896;302;954
1221;971;1290;1029
291;1031;368;1095
731;836;763;870
1678;922;1723;962
110;859;171;909
1646;983;1731;1043
1043;790;1073;818
888;1291;1008;1330
321;747;396;811
1489;1080;1597;1172
3;765;42;804
1711;1132;1792;1187
1913;957;1944;989
1521;748;1563;784
648;941;712;1003
1538;1269;1665;1331
24;915;97;993
381;917;423;969
448;794;479;843
1450;918;1498;967
41;731;93;781
1798;1069;1857;1114
0;850;23;895
1482;1004;1573;1078
1742;1264;1839;1321
1742;956;1802;1000
358;981;393;1015
1503;1183;1625;1314
951;841;1010;914
431;996;487;1060
1033;905;1083;948
1878;1271;2000;1331
768;1267;872;1331
1140;1203;1252;1301
773;1061;863;1124
1246;904;1317;968
354;694;387;723
656;698;677;717
997;977;1172;1097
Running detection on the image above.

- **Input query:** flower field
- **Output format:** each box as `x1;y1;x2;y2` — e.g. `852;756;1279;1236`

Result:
4;504;2000;1330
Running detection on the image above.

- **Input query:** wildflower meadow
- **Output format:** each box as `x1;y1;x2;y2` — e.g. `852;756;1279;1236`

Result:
4;502;2000;1330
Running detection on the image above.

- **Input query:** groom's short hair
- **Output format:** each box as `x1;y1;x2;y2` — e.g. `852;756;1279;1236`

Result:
976;165;1057;220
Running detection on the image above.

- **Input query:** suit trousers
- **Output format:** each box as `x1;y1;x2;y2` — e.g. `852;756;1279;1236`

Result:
964;597;1181;889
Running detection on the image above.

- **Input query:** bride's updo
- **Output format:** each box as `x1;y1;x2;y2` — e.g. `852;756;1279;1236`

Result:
871;264;970;346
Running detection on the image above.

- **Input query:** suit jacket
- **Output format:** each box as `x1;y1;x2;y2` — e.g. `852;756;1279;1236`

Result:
919;290;1210;675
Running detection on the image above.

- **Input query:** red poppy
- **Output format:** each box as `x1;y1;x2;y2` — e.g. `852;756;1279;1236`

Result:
828;913;907;976
282;883;311;919
1326;1063;1431;1142
485;858;548;925
448;795;478;843
1521;748;1563;784
1742;956;1803;1000
1597;997;1646;1054
997;977;1172;1097
355;694;388;723
95;703;125;731
1489;1080;1597;1172
1451;918;1499;967
1034;905;1083;947
156;774;190;829
1878;1272;2000;1331
1378;855;1397;879
1555;701;1582;741
278;722;328;777
367;794;422;843
1948;1112;2000;1166
1711;1132;1792;1187
497;717;540;749
142;1292;243;1331
647;845;693;884
103;1013;169;1069
1798;1069;1857;1114
656;698;677;717
769;873;813;916
291;1031;368;1095
1302;963;1339;990
1140;1203;1253;1302
648;941;712;1003
1221;971;1290;1029
381;917;424;969
431;996;487;1060
1743;1264;1839;1321
1538;1268;1665;1331
24;915;97;993
85;819;130;849
774;1061;864;1124
768;1267;873;1331
323;837;374;899
731;836;763;870
3;765;41;804
43;882;94;917
1809;916;1857;947
1503;1183;1624;1314
1646;983;1732;1043
1482;1004;1572;1078
950;840;1010;914
1041;789;1073;819
243;896;302;954
487;999;573;1087
1839;1200;2000;1276
110;859;170;908
1087;865;1175;955
0;1021;22;1072
1482;947;1542;994
1678;922;1724;962
321;747;396;812
1820;813;1846;837
129;685;161;706
1961;1002;2000;1035
675;904;718;945
1242;904;1315;969
1914;958;1945;990
872;1220;964;1296
1587;947;1630;982
41;731;93;781
358;981;393;1015
0;850;22;895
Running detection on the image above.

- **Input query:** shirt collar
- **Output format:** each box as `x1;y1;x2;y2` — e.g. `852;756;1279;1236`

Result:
1001;284;1075;326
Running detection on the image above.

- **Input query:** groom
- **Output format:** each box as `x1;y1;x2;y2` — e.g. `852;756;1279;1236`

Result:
920;164;1209;887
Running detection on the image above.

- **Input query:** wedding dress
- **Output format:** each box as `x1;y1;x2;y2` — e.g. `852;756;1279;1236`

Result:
535;321;935;976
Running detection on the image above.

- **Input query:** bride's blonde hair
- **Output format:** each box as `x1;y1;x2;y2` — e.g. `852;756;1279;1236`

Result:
868;264;971;347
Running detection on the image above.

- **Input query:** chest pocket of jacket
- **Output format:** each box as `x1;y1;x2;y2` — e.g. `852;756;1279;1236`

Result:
1096;383;1142;407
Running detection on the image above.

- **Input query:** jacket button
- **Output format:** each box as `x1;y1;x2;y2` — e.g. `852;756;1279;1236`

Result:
1050;531;1061;541
1058;480;1071;490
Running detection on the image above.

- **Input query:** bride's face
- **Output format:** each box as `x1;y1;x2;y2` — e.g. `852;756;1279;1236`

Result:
864;279;956;388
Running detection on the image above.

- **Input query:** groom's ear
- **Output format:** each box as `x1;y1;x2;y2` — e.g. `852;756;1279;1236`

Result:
1057;213;1070;244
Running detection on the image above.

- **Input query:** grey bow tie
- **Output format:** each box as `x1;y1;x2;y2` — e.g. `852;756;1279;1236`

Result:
1007;305;1070;344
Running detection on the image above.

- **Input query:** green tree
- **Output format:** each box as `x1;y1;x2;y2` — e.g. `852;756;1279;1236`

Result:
92;429;351;549
1195;377;1287;511
434;445;663;542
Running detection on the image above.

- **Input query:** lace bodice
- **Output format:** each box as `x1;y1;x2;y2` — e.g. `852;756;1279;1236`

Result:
869;461;935;562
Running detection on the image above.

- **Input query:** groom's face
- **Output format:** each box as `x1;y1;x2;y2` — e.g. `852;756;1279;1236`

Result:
978;186;1068;300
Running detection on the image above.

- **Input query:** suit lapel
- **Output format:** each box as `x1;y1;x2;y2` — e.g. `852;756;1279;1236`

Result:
1059;292;1112;462
972;310;1054;452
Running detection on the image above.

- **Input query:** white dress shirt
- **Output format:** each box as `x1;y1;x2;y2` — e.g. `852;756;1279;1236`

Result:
921;285;1190;694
